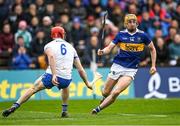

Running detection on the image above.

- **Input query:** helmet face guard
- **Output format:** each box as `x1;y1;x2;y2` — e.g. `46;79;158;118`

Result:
51;26;65;39
124;14;138;28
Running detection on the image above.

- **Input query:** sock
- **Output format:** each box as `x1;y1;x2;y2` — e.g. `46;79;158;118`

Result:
62;104;68;112
12;103;20;109
95;106;101;113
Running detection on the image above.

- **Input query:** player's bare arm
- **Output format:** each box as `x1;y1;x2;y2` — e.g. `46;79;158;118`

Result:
98;42;116;56
45;48;59;85
73;58;92;90
148;41;157;75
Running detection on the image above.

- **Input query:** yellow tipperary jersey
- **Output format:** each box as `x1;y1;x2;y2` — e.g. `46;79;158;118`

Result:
112;29;151;69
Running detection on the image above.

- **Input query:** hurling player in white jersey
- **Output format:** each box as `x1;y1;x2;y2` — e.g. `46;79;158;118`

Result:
92;14;157;114
2;26;92;118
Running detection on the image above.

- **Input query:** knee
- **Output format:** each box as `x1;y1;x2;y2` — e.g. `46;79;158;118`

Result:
31;86;39;94
111;90;120;99
102;90;110;97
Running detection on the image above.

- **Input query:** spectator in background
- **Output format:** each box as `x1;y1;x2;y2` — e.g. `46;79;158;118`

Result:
106;0;116;18
12;35;34;69
30;29;48;69
35;0;45;20
76;40;90;67
90;27;100;37
12;46;32;69
85;15;96;37
86;36;103;67
44;2;58;22
149;2;171;37
165;27;177;45
29;16;40;38
82;27;101;67
54;0;70;15
139;11;154;36
15;20;32;49
13;36;26;56
59;13;71;32
170;19;179;32
155;37;169;66
87;0;103;18
144;0;154;11
127;0;139;5
128;3;138;16
0;0;180;69
71;0;87;20
41;16;52;41
11;0;24;11
0;23;14;56
70;17;87;48
0;0;10;30
162;0;177;13
171;3;180;28
153;29;163;46
57;13;72;42
111;4;124;29
169;34;180;66
9;4;26;33
0;23;14;68
24;3;37;24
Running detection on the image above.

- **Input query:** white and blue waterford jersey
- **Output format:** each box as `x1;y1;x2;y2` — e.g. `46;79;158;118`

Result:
44;38;78;79
112;29;151;69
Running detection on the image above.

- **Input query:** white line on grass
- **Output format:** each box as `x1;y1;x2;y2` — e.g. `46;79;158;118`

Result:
119;113;168;117
17;111;76;120
20;111;56;115
13;111;169;118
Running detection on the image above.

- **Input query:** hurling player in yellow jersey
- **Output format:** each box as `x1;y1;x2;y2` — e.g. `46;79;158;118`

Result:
92;14;157;114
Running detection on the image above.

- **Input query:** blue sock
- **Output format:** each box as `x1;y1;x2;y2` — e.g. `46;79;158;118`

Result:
12;103;20;109
95;106;101;112
62;104;68;112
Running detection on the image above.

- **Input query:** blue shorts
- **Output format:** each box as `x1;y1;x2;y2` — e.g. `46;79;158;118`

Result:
41;73;72;90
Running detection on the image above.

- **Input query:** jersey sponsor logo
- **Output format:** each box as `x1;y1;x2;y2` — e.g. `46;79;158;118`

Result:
119;42;145;52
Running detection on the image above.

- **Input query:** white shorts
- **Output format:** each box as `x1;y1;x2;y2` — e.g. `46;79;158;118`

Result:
108;63;138;80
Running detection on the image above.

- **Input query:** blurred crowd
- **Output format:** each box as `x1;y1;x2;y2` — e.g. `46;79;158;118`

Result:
0;0;180;70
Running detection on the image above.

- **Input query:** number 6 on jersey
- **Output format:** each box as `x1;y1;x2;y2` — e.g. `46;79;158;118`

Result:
61;44;67;55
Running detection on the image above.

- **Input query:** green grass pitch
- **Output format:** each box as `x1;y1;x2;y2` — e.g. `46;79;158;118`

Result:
0;99;180;125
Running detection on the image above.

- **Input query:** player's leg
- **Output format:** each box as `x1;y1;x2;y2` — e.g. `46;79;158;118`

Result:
16;77;45;105
56;76;72;118
61;87;69;118
100;64;119;103
2;76;46;117
100;77;117;103
92;76;132;114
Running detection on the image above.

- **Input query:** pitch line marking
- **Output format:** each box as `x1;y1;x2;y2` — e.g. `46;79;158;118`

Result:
119;113;168;117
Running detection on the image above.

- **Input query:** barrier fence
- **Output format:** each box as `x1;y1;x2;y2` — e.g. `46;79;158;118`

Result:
0;67;179;102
